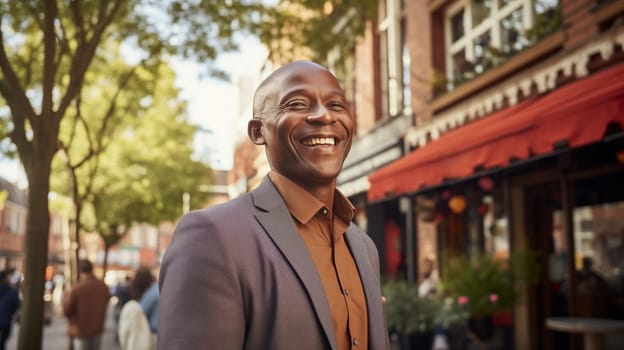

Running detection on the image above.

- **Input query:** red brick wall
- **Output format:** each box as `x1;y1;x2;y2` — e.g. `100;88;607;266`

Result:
407;0;435;126
563;0;599;49
354;21;378;135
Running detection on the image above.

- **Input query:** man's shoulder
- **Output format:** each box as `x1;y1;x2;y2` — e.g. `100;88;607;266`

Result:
170;192;259;246
184;192;254;221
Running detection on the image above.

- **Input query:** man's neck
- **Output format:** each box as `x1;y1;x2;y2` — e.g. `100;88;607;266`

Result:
310;186;335;209
293;182;335;210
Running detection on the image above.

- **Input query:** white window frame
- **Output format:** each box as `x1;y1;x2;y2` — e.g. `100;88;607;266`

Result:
444;0;537;86
378;0;410;118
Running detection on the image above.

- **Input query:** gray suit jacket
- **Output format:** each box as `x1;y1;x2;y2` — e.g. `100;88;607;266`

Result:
158;176;390;350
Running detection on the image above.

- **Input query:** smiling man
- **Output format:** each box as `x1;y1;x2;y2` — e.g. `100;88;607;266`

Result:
158;61;389;350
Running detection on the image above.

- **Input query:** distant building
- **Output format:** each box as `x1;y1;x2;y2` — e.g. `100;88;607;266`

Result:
241;1;624;349
0;177;27;271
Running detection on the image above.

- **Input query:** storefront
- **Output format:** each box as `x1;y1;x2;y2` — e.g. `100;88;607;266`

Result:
338;115;410;281
368;63;624;349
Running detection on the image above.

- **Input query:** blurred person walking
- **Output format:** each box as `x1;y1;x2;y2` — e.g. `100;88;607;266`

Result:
136;267;159;335
0;269;21;350
118;267;157;350
63;259;110;350
112;276;131;340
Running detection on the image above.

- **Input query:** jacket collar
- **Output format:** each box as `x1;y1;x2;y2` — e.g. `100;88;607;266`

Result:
251;176;338;350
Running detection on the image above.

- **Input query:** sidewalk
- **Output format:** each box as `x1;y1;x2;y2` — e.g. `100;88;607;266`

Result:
6;302;120;350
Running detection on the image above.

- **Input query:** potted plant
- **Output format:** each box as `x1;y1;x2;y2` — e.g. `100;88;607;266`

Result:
382;280;469;350
439;248;540;344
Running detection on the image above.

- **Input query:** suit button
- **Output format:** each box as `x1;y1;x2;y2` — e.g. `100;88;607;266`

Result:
321;208;328;215
344;288;350;296
353;338;359;346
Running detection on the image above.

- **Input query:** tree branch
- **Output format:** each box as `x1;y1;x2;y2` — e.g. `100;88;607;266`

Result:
70;0;86;44
56;0;124;124
0;21;38;132
24;2;45;32
41;0;58;122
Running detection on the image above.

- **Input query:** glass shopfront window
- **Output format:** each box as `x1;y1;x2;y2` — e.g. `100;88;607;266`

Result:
530;168;624;349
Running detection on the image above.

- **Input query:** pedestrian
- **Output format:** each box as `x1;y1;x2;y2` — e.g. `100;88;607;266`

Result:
0;269;21;350
118;267;157;350
418;258;439;298
63;259;110;350
136;267;158;335
112;276;131;335
159;60;390;349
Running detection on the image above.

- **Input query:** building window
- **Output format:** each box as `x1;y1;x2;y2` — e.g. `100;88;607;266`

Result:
377;0;411;119
444;0;561;89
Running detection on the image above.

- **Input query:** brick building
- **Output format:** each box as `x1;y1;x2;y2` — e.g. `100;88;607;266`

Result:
234;0;624;349
352;1;624;349
0;177;27;271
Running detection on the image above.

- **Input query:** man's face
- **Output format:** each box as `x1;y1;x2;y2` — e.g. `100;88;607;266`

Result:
250;62;354;189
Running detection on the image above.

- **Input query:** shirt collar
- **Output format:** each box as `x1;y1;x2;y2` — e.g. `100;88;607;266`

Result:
268;171;356;225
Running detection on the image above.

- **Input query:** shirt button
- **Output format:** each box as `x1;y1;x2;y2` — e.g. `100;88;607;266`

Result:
353;338;359;346
321;208;328;215
344;288;350;296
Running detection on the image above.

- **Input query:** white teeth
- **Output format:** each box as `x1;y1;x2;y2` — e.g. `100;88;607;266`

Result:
302;137;336;146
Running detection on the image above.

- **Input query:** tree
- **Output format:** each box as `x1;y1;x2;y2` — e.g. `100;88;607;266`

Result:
0;1;375;347
50;42;187;284
51;61;212;276
0;1;267;348
92;106;212;275
258;0;377;66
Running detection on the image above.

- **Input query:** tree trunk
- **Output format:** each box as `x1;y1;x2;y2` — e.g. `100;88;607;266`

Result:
102;243;110;278
68;162;81;286
71;201;81;286
17;166;51;350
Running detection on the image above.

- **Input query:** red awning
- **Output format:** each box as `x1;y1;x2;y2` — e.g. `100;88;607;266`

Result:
368;63;624;201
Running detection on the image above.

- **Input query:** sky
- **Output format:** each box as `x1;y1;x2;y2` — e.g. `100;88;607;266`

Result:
172;36;267;170
0;36;268;188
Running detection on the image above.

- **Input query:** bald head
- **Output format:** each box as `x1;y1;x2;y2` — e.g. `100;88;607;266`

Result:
246;59;353;199
252;61;334;119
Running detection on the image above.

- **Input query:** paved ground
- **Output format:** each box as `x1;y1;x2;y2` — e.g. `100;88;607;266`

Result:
6;302;120;350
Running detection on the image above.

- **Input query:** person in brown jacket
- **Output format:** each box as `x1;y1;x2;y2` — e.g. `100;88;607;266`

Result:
63;259;110;350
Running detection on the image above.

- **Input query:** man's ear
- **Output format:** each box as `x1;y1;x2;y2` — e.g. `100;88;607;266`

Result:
248;119;265;145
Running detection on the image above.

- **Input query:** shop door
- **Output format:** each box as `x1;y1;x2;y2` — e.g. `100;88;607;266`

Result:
525;181;570;350
525;170;624;350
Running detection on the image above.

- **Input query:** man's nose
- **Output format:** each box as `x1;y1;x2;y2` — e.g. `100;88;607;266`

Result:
306;105;334;124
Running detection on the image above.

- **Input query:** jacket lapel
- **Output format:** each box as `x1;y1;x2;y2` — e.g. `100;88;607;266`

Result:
251;177;338;350
345;225;386;350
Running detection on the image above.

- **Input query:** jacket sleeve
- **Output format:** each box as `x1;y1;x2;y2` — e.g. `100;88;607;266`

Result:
158;210;245;350
62;288;76;318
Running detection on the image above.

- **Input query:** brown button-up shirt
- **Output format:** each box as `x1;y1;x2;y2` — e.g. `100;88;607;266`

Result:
269;171;369;350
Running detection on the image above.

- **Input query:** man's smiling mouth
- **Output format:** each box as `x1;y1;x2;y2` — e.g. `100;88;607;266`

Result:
301;137;336;146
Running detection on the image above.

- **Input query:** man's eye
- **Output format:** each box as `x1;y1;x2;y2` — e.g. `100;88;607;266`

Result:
328;102;346;111
286;101;308;109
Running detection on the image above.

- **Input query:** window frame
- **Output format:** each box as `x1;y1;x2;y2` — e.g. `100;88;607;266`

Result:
444;0;537;87
377;0;411;119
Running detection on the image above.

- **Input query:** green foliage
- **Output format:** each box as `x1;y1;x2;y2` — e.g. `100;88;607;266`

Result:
439;249;540;318
0;1;274;348
51;59;212;248
261;0;377;65
382;280;469;335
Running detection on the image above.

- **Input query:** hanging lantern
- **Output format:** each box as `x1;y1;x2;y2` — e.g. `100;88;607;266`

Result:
478;176;494;191
617;150;624;164
448;195;467;214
